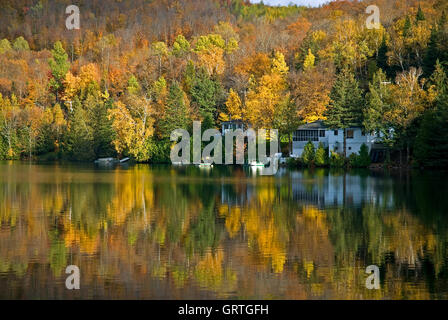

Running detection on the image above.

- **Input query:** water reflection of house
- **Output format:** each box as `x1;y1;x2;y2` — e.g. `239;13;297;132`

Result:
218;169;394;210
290;171;394;209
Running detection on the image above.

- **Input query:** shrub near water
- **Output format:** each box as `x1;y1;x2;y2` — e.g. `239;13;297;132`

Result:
329;151;345;168
315;142;327;166
349;144;371;168
302;140;315;166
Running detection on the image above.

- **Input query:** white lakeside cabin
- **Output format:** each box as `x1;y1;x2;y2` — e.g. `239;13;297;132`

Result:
291;120;386;158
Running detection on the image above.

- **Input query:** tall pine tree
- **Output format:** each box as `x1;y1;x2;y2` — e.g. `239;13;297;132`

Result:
160;82;191;139
48;41;70;103
415;62;448;167
190;68;223;130
416;5;425;23
324;68;364;157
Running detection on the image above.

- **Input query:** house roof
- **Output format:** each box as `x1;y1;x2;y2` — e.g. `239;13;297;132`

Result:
222;119;244;124
297;120;327;130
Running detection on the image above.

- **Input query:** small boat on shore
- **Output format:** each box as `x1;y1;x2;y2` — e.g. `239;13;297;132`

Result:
172;160;190;166
197;162;213;168
95;157;130;166
249;161;265;167
94;158;118;165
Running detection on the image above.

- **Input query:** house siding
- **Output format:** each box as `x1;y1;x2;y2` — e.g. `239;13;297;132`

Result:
292;126;377;157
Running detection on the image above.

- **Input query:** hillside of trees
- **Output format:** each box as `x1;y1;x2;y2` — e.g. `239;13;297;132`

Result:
0;0;447;167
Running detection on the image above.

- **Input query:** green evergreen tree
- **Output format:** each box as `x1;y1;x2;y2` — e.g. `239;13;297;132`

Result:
0;134;6;160
324;68;364;157
65;98;95;161
127;75;141;95
160;82;190;139
302;140;315;166
415;62;448;167
183;60;196;92
90;96;116;158
403;15;412;37
424;12;448;77
430;60;448;100
416;5;425;22
329;151;345;168
440;10;447;27
364;69;393;147
349;144;370;167
423;27;441;77
376;36;389;73
315;142;327;167
358;144;371;167
414;106;448;168
48;41;70;102
190;68;223;130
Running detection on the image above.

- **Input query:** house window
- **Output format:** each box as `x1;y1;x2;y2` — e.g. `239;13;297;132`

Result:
347;129;354;139
293;130;319;142
319;130;325;137
349;147;352;150
334;130;338;136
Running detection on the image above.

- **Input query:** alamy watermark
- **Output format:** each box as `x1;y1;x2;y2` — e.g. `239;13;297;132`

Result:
65;265;80;290
66;5;80;30
365;265;380;290
170;121;280;175
366;5;380;30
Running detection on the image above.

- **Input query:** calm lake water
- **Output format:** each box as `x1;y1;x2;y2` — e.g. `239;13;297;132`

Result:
0;161;447;299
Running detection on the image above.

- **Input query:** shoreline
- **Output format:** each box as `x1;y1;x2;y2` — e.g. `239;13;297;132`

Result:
1;159;446;172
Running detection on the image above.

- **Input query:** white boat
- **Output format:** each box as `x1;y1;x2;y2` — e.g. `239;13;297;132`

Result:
95;157;131;165
249;161;265;167
94;158;118;165
172;160;190;166
197;163;213;168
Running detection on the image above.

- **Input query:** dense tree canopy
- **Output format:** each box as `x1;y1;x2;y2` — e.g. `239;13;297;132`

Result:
0;0;446;166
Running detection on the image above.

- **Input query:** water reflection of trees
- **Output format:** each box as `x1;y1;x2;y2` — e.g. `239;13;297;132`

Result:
0;164;447;299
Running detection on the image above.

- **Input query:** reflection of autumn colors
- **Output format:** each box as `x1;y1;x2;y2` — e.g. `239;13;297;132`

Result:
0;163;448;299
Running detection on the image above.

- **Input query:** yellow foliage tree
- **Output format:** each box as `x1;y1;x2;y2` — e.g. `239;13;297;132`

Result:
108;98;154;161
194;34;235;76
303;49;315;70
196;45;225;76
225;88;243;120
245;52;289;129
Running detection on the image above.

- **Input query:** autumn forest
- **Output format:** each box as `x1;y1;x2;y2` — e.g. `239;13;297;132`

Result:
0;0;447;167
2;0;448;301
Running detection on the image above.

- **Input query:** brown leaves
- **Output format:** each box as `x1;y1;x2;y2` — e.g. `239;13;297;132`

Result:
290;64;335;123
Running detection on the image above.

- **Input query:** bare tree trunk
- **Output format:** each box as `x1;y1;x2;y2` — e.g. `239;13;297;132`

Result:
343;128;347;158
406;143;410;165
29;134;32;160
289;133;291;156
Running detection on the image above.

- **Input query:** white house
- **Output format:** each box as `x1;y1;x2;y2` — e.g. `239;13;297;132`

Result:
221;119;244;136
291;121;379;157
